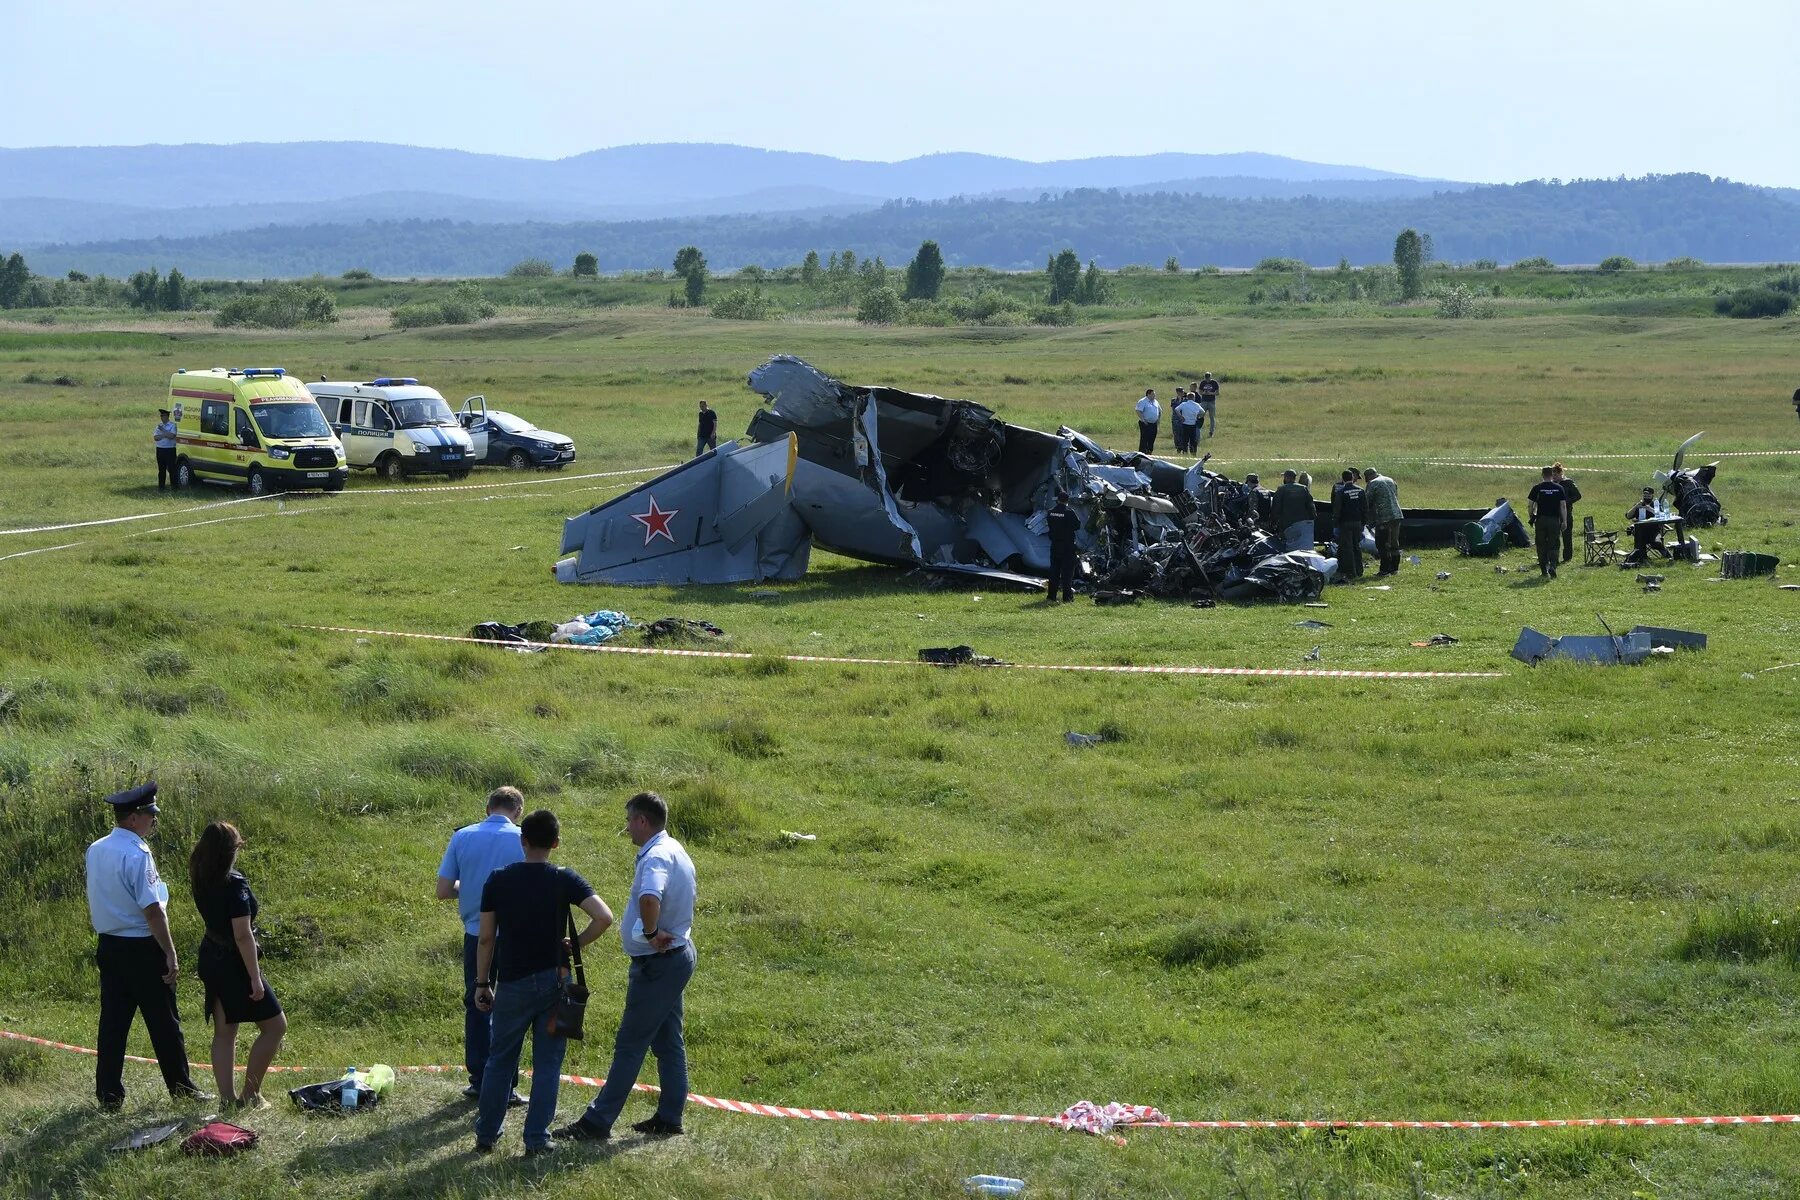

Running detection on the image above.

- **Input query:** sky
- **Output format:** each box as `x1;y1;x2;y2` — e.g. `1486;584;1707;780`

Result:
6;0;1797;187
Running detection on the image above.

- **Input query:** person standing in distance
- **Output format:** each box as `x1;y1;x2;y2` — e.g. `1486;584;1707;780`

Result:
189;821;286;1109
695;401;718;458
85;782;208;1109
1133;388;1160;454
1172;388;1202;455
1364;467;1404;576
472;809;614;1156
1330;469;1366;581
1551;462;1581;564
153;408;179;490
558;791;698;1142
1196;373;1220;437
1527;466;1567;578
438;786;527;1105
1045;492;1081;603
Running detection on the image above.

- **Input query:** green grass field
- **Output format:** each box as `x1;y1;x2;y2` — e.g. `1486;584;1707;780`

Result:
1;304;1798;1198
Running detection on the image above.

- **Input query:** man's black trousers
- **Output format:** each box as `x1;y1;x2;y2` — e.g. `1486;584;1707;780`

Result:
95;934;197;1105
1047;547;1076;601
1137;421;1157;454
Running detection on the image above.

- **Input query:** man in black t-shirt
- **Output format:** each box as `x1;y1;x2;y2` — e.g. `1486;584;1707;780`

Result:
695;402;718;457
1526;467;1567;578
1551;463;1581;563
1196;374;1219;436
1044;493;1081;603
472;810;613;1156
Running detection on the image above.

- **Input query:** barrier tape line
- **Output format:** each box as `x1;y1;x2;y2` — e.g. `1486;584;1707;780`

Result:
291;624;1504;680
0;465;676;538
4;1029;1792;1131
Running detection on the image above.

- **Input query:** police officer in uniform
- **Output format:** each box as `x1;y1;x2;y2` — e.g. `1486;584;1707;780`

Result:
85;782;206;1109
1045;493;1081;603
1526;466;1567;579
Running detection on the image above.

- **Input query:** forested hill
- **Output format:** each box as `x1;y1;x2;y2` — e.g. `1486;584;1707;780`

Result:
29;174;1800;278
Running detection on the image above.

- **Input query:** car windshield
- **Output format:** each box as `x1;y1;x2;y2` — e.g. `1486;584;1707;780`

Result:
488;410;537;434
390;396;456;427
252;402;333;439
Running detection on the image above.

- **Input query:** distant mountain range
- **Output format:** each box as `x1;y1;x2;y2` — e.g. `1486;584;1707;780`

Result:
0;141;1460;245
4;143;1796;277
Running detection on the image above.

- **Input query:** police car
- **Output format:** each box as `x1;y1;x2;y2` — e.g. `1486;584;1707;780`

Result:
309;378;476;481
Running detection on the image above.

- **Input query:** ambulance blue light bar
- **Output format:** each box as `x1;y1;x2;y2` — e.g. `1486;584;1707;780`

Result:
370;377;419;387
236;367;287;378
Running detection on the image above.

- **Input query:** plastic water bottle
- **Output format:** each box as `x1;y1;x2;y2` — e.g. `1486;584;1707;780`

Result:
341;1066;360;1110
963;1176;1025;1196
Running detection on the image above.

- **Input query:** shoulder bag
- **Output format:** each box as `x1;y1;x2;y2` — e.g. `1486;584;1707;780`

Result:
543;909;589;1040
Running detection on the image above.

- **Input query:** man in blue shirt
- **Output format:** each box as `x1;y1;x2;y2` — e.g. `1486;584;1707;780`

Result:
437;786;527;1102
558;791;698;1142
85;781;206;1109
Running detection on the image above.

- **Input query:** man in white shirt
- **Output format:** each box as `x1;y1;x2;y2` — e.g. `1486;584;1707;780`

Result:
86;782;206;1109
558;791;698;1142
1134;388;1160;453
1172;390;1202;455
153;408;179;489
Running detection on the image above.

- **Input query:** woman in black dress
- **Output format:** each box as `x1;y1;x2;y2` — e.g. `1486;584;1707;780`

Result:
189;821;286;1108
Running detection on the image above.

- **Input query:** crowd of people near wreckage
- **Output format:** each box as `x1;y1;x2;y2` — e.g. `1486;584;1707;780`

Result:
1237;466;1405;582
83;782;698;1157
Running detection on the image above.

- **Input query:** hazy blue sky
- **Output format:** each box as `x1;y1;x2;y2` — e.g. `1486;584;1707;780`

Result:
6;0;1796;186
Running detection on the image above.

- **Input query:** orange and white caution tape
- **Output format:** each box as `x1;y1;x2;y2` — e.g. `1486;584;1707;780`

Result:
291;624;1505;680
0;464;676;538
3;1028;1791;1131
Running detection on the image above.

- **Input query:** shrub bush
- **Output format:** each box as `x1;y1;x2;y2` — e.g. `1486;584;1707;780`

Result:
1255;257;1307;272
1512;256;1555;269
1597;255;1638;272
214;284;337;329
710;284;775;320
856;285;902;325
1031;302;1077;326
1714;287;1795;318
341;268;375;281
391;301;445;329
506;258;554;278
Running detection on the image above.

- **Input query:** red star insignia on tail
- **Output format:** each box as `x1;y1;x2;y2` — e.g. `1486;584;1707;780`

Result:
631;496;680;545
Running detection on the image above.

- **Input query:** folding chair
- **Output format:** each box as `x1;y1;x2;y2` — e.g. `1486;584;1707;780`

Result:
1582;515;1620;566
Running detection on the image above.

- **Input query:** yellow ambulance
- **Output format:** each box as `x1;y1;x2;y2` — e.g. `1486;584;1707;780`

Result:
169;367;348;494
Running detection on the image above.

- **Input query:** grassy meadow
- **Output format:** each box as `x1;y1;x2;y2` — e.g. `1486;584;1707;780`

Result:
1;301;1798;1199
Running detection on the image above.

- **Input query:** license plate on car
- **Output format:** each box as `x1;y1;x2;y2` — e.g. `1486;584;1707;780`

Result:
442;453;462;461
306;472;327;478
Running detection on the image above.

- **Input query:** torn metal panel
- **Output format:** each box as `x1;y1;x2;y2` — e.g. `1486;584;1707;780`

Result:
1628;625;1708;651
1512;626;1656;665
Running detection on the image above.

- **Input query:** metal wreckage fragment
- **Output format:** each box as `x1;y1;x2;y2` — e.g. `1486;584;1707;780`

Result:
1656;432;1727;527
554;356;1483;602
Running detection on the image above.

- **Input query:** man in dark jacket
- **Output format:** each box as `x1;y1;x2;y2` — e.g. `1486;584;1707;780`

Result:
1551;462;1580;563
1270;470;1315;552
1330;469;1366;580
1045;494;1081;603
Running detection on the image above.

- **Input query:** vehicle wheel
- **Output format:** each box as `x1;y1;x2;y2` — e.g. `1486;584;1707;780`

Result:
377;453;406;482
175;458;195;489
506;449;532;471
246;467;268;497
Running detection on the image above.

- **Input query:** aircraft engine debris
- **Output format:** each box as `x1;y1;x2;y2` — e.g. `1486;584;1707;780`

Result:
1657;432;1726;527
554;356;1485;600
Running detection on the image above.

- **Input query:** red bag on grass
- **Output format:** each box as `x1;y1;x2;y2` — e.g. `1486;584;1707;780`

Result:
180;1120;259;1156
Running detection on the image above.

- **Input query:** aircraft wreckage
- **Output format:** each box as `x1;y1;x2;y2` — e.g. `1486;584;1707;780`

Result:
555;356;1490;600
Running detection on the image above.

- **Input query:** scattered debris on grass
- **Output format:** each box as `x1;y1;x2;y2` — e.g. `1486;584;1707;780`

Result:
919;645;1004;667
1411;634;1460;647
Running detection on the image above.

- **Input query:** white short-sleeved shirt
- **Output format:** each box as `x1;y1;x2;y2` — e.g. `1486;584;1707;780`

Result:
1174;399;1202;424
1134;396;1160;423
86;827;168;937
622;831;697;956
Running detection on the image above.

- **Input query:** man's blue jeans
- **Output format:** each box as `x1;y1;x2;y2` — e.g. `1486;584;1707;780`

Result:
475;968;567;1148
579;945;695;1131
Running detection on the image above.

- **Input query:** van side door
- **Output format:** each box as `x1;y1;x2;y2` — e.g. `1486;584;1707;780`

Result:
459;395;490;461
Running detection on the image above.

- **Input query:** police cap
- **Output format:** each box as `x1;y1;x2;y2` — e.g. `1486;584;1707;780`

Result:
105;781;160;815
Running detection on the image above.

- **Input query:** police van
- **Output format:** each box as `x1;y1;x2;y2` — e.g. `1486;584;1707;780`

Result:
169;367;348;494
309;378;476;481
